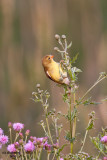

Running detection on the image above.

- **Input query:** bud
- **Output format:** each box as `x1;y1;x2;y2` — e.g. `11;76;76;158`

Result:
14;142;19;148
55;34;60;40
53;143;59;149
30;136;34;142
61;35;66;39
8;122;12;128
19;133;23;139
25;130;30;136
19;139;23;145
44;144;51;153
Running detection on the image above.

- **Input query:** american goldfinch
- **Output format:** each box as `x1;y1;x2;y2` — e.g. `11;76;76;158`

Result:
42;55;70;85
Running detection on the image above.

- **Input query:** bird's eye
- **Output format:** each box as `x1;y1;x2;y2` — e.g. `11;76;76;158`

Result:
48;57;50;60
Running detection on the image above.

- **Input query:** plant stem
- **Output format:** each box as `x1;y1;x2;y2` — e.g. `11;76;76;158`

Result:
14;133;19;143
9;128;12;144
47;153;50;160
69;95;73;153
70;93;76;154
80;75;107;103
52;150;57;160
79;127;89;152
46;116;53;145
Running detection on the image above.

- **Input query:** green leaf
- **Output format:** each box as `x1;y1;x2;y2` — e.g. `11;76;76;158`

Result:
67;41;72;49
58;144;67;154
71;107;77;120
71;67;82;73
65;131;75;142
102;97;107;101
71;53;79;64
99;72;107;76
86;121;94;130
83;97;101;106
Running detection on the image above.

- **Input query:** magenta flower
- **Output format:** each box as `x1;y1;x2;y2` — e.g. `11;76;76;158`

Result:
60;158;64;160
0;135;8;144
13;123;24;132
0;128;3;135
103;157;107;160
24;141;35;152
101;136;107;144
7;144;16;152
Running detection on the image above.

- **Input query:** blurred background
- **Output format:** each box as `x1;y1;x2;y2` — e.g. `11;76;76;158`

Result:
0;0;107;158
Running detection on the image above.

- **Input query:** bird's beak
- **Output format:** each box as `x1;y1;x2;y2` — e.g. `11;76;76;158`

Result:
50;55;54;59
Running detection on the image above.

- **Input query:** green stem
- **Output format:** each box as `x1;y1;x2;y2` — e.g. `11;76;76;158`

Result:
47;153;50;160
71;93;76;154
55;118;59;144
20;145;24;160
14;133;19;143
52;150;57;160
79;128;89;152
9;128;12;144
46;117;53;144
96;151;101;160
69;95;73;153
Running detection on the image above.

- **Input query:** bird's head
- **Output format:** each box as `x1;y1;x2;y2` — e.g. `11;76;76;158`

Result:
42;55;54;68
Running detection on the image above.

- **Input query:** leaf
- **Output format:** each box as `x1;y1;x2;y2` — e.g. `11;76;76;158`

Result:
86;121;94;130
99;72;107;76
71;67;82;73
65;131;75;142
67;41;72;49
83;97;101;106
102;97;107;101
71;53;79;64
71;107;77;120
58;144;67;154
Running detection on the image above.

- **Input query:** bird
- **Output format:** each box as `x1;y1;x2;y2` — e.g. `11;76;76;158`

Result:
42;55;70;85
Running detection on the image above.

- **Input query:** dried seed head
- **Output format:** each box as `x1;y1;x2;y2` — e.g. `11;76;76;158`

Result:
61;35;66;39
54;47;59;51
36;84;40;88
55;34;60;40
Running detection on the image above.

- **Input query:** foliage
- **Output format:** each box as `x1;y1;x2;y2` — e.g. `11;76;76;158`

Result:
0;35;107;160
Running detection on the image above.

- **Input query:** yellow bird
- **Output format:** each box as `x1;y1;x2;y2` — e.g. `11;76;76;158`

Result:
42;55;70;85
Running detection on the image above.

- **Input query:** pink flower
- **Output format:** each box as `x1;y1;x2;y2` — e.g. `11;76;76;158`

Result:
60;158;64;160
13;123;24;132
103;157;107;160
24;141;35;152
0;135;8;144
0;128;3;135
7;144;16;152
101;136;107;144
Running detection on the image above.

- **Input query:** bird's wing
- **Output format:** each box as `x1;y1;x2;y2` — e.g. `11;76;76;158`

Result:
46;71;53;81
